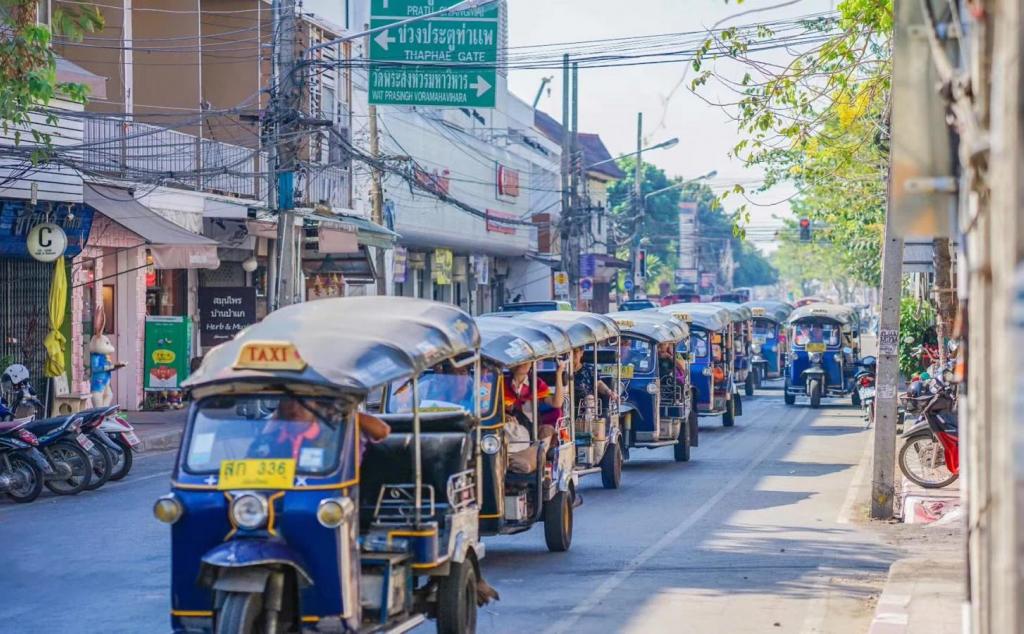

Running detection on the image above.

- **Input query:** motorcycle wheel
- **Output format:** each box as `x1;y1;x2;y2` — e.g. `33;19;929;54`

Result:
83;438;113;491
809;380;822;409
852;390;862;407
6;454;43;503
215;591;265;634
898;432;959;489
108;434;134;481
44;440;93;495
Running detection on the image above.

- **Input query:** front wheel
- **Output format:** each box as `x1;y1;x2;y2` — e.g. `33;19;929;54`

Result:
44;441;92;495
898;432;959;489
673;422;691;462
784;376;796;405
722;397;735;427
688;403;699;448
215;591;264;634
543;488;573;552
744;373;755;396
83;438;113;491
753;367;763;390
5;454;43;503
808;380;822;409
600;442;622;489
109;435;134;481
436;560;478;634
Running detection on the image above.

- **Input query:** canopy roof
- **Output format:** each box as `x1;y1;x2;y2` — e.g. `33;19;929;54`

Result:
743;300;794;324
607;311;689;343
788;302;856;326
659;303;733;332
184;297;479;396
477;316;572;366
524;311;620;347
707;302;753;323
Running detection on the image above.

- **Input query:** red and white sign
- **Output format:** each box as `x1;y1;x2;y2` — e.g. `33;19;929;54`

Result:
496;165;521;199
486;209;517;235
413;166;451;196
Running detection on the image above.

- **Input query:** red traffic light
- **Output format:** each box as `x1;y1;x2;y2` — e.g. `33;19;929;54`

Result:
799;218;810;228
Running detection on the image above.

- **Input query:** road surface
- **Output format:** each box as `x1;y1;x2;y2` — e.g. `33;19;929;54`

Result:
0;387;892;633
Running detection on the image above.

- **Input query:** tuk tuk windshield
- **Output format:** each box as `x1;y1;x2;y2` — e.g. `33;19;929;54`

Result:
753;321;776;339
385;369;496;415
691;331;709;359
617;338;654;373
793;322;840;347
185;396;352;476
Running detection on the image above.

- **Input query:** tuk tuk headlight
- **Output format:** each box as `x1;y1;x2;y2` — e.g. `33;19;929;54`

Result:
231;493;268;530
809;352;822;363
317;497;355;528
645;382;659;395
153;494;183;524
481;434;501;455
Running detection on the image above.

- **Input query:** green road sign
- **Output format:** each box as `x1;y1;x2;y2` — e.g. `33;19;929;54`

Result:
369;0;499;108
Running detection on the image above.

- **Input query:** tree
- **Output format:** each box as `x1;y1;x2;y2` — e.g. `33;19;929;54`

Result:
0;0;103;151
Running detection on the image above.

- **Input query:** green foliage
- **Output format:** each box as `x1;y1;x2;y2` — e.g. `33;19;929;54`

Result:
0;0;104;152
899;297;935;377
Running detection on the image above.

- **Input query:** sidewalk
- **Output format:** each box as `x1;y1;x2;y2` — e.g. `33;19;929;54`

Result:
125;408;188;452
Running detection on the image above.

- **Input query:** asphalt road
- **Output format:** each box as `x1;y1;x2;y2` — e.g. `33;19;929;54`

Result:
0;386;892;634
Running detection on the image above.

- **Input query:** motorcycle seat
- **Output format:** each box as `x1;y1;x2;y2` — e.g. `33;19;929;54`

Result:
0;417;33;433
26;414;82;437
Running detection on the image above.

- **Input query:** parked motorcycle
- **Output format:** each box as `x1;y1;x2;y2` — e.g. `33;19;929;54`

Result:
854;356;877;426
98;409;139;480
1;364;44;420
0;417;50;503
898;375;959;489
23;413;94;495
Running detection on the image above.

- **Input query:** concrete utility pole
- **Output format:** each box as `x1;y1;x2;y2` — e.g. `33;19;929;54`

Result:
271;0;300;310
871;226;904;519
560;54;572;301
569;61;580;307
630;112;643;300
367;90;385;294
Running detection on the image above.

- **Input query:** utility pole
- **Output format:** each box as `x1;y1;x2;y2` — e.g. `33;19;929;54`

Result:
630;112;643;300
271;0;300;310
871;226;904;519
569;61;580;307
560;54;572;303
367;38;386;297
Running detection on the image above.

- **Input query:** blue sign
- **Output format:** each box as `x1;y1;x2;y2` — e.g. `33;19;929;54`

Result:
0;200;94;259
624;278;635;292
580;254;597;278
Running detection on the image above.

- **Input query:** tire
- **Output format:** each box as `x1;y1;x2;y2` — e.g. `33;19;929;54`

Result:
543;488;573;552
744;373;755;396
108;435;134;481
852;390;862;407
722;397;735;427
898;432;959;489
44;440;92;495
784;376;796;405
734;393;743;416
809;379;822;409
436;559;478;634
83;438;113;491
753;368;763;390
600;442;622;489
5;454;43;503
215;591;264;634
673;423;691;462
688;403;699;448
620;413;631;462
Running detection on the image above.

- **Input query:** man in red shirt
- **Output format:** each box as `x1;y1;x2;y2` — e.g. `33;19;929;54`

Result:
503;360;566;440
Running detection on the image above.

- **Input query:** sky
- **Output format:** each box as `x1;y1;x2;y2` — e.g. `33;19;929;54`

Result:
505;0;835;252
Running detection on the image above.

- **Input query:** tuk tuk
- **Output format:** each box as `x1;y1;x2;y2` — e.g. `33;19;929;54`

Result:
471;315;578;552
708;302;755;396
523;311;624;489
607;311;696;462
743;300;794;386
784;302;861;408
160;297;488;634
660;304;742;426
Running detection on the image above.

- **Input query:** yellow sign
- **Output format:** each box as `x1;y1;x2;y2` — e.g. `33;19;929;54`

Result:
751;307;766;317
218;459;296;490
152;349;176;364
433;248;453;285
672;312;692;323
234;341;307;371
614;319;635;328
805;342;827;353
621;364;634;379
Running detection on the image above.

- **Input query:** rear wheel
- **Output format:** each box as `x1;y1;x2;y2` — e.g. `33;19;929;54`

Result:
722;397;735;427
734;393;743;416
44;441;92;495
784;376;796;405
108;435;134;481
215;591;264;634
898;432;959;489
600;442;622;489
620;413;632;462
6;454;43;503
543;488;573;552
673;422;691;462
809;380;822;409
753;367;763;389
437;559;478;634
83;438;113;491
744;373;755;396
688;403;699;448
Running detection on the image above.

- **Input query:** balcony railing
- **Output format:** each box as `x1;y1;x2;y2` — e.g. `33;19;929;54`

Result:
82;119;349;208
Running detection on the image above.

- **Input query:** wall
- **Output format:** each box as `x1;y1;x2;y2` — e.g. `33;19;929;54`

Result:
53;0;126;115
133;0;202;133
0;99;84;203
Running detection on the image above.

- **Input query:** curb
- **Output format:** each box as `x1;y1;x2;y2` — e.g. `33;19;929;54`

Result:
139;430;182;453
868;558;963;634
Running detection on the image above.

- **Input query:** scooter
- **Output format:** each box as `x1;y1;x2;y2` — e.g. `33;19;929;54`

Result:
23;412;94;495
854;356;876;426
98;408;139;480
898;378;958;489
0;417;51;503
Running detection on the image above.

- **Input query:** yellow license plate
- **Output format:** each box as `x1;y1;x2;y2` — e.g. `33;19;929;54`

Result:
218;459;296;490
805;343;827;353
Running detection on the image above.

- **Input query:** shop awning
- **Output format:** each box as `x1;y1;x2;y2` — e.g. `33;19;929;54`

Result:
302;209;399;250
85;184;220;269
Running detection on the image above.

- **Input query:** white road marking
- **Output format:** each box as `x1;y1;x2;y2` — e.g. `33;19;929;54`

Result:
543;405;813;634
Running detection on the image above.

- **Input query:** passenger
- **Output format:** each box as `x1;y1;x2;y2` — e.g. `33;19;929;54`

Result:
571;347;617;403
503;360;566;441
657;343;686;385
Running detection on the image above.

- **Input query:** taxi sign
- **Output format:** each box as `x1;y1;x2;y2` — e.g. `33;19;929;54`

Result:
751;307;766;317
614;319;636;328
218;459;296;490
234;341;307;371
811;307;829;314
672;312;692;323
806;342;827;353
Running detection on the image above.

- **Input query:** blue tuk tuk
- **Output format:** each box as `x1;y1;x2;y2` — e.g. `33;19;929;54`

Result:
784;302;861;408
160;298;489;633
659;304;742;426
743;300;794;386
709;303;755;396
472;315;579;551
607;311;696;462
524;311;624;489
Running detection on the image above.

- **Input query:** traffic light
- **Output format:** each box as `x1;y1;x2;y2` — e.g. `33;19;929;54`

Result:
636;249;648;278
799;218;811;241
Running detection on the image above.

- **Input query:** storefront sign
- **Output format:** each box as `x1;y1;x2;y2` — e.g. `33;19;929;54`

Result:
26;223;67;262
433;248;453;285
675;268;698;285
198;287;257;347
144;316;191;391
0;201;93;259
554;271;570;297
393;247;408;284
485;210;517;235
496;165;521;199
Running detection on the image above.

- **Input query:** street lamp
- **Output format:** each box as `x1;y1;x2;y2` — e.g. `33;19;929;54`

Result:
644;170;718;204
587;137;679;170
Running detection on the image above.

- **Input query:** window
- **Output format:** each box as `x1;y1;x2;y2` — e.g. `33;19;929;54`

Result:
691;331;709;359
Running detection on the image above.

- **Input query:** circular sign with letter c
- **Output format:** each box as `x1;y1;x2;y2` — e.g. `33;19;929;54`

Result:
27;223;68;262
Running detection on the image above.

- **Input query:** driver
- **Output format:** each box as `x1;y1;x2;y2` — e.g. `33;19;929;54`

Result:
254;399;390;461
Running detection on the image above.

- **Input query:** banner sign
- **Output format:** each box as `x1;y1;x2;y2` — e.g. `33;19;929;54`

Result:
198;287;257;347
433;248;453;285
144;316;191;391
0;200;93;259
393;246;408;284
